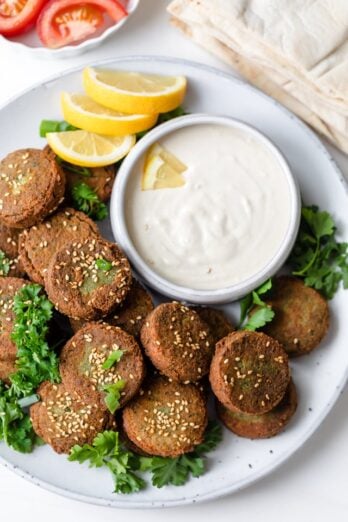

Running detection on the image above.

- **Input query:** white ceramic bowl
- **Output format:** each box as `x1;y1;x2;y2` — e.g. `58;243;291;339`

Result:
111;114;301;304
0;0;139;59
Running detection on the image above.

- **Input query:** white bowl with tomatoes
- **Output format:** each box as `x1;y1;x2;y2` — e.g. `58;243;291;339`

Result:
0;0;138;58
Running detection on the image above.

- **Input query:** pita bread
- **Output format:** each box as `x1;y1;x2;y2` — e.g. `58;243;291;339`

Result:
168;0;348;153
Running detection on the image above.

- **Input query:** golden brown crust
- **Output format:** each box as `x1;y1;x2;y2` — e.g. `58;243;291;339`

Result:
193;306;234;345
19;208;99;285
60;323;146;410
122;376;208;457
70;280;154;339
0;224;26;277
30;381;115;454
217;379;297;438
209;330;290;414
262;276;330;357
140;302;214;383
45;237;132;320
0;149;65;228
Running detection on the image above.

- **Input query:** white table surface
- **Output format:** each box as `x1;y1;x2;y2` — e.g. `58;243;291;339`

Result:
0;2;348;520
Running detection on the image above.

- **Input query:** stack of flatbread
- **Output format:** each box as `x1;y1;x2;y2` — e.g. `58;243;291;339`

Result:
168;0;348;153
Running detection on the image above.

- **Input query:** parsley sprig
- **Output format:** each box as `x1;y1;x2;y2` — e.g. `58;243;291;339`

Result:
69;421;222;494
0;284;60;453
71;182;108;221
238;279;274;331
69;431;145;494
10;284;60;397
140;420;222;488
289;206;348;299
0;250;11;276
103;380;125;414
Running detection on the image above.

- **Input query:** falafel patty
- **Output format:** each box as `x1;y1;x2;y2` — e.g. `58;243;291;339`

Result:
140;302;213;383
45;237;132;320
210;331;290;415
122;376;208;457
19;208;99;285
262;276;330;357
30;381;115;454
0;149;65;228
60;323;145;410
0;224;26;277
70;280;154;339
193;306;234;346
44;145;116;202
0;277;27;382
217;379;297;439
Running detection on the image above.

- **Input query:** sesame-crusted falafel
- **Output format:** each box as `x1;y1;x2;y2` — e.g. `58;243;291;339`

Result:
217;379;297;439
44;237;132;320
19;208;99;285
140;302;214;383
122;376;208;458
193;306;234;346
0;277;27;382
261;276;330;357
60;323;146;410
210;331;290;415
30;381;116;454
0;224;26;277
0;149;65;228
70;280;154;339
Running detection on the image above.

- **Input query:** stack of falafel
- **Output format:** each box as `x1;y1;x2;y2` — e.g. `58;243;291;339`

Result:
0;147;330;459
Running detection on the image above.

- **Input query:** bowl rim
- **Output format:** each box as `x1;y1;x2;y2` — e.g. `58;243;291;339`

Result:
110;113;301;304
0;0;139;57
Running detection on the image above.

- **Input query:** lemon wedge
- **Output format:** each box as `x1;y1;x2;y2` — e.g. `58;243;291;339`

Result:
142;143;188;190
61;92;158;136
83;68;187;115
46;130;135;167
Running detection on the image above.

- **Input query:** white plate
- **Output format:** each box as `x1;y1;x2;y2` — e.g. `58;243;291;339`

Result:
0;0;139;59
0;56;347;509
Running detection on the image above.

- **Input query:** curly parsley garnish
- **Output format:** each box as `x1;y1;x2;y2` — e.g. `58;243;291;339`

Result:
71;182;108;221
69;420;222;494
139;420;223;488
96;258;112;272
0;284;60;453
69;431;145;494
289;206;348;299
0;250;11;276
103;380;125;414
238;279;274;331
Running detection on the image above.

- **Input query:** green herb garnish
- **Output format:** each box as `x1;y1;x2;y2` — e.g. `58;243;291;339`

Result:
102;350;124;370
69;421;222;494
0;250;11;276
96;258;113;272
39;120;78;137
10;284;60;397
103;380;125;414
71;182;108;221
238;279;274;331
0;284;60;453
140;420;222;488
289;206;348;299
69;431;145;494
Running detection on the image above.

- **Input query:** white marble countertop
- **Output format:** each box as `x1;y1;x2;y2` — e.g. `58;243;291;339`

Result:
0;2;347;520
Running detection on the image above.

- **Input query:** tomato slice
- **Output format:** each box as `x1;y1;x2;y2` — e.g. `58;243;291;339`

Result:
0;0;46;36
37;0;127;48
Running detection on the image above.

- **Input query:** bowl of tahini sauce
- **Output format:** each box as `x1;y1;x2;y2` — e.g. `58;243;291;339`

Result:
111;114;300;304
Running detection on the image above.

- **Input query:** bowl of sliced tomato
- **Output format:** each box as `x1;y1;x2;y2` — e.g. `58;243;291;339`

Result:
0;0;138;58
